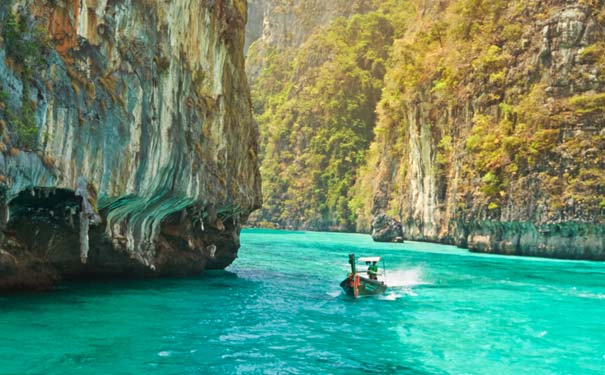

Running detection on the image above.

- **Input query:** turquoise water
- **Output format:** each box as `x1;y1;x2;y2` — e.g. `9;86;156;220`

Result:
1;229;605;374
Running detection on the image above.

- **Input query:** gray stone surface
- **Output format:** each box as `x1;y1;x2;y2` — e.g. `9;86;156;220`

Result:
0;0;261;291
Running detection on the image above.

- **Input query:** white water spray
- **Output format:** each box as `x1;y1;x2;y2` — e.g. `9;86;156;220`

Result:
374;267;430;300
383;267;428;288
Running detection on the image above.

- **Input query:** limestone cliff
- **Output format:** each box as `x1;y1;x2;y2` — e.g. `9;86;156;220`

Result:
248;0;605;260
246;0;368;50
245;0;379;79
0;0;261;291
245;1;397;231
356;1;605;260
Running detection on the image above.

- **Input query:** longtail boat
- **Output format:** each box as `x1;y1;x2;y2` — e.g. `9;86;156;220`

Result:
340;254;387;298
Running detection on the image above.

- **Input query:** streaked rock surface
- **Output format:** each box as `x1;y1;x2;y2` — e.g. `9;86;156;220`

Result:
0;0;261;291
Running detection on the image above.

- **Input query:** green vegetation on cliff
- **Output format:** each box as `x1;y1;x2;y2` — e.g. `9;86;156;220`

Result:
249;3;412;230
0;7;49;150
354;0;605;231
249;0;605;238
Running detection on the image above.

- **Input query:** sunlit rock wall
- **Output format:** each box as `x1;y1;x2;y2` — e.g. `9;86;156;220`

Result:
0;0;261;290
359;2;605;260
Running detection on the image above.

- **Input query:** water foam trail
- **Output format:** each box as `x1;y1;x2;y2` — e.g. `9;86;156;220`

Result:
383;267;428;288
373;267;429;300
378;292;399;301
576;292;605;300
541;286;605;300
326;291;341;298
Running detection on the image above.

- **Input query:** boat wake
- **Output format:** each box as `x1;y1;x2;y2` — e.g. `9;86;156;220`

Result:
375;267;429;301
384;267;429;288
326;291;342;298
574;291;605;300
329;266;429;300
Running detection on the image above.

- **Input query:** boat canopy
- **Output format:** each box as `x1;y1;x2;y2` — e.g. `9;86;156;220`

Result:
358;257;381;263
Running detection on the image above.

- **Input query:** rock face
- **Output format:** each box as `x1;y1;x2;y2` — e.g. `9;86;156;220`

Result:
245;1;393;231
0;0;261;291
371;214;403;243
245;0;266;53
245;0;604;260
245;0;377;80
246;0;351;51
357;2;605;260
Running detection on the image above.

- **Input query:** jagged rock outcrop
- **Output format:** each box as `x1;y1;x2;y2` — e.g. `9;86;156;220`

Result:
0;0;261;291
245;0;341;82
371;213;404;243
245;0;266;53
356;1;605;260
245;0;378;80
246;0;352;51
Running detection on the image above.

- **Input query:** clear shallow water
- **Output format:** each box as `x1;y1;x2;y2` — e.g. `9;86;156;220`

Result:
1;229;604;375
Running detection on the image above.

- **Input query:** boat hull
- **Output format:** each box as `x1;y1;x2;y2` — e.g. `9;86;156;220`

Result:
340;275;387;298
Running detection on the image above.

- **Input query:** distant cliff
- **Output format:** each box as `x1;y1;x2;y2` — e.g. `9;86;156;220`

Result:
0;0;261;291
246;1;396;231
248;0;605;260
245;0;378;50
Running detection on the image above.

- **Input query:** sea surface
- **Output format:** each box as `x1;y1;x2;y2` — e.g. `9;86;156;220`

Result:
1;229;604;374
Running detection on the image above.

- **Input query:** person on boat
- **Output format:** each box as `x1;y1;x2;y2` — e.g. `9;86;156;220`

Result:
368;261;379;280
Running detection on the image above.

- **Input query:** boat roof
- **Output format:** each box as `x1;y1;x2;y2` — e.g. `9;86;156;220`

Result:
358;257;381;263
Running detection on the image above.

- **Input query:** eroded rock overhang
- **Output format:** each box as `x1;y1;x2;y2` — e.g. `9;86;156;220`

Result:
0;0;262;291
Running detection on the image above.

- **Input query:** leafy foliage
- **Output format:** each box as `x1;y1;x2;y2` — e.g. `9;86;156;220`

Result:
353;0;605;227
0;7;49;150
250;5;409;230
252;0;605;230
